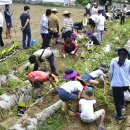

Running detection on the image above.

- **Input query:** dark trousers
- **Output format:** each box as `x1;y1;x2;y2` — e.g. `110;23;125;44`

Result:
65;46;74;53
0;27;4;47
63;31;72;42
41;33;50;49
120;16;125;25
112;87;127;117
22;29;31;48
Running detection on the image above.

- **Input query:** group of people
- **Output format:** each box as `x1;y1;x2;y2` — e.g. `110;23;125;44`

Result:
0;2;130;130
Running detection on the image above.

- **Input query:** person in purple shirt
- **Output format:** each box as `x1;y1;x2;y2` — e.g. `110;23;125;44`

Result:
20;6;31;49
4;4;13;39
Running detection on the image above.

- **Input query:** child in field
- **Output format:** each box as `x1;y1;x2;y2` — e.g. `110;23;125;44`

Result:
28;71;58;102
62;38;78;58
82;64;107;86
79;87;105;130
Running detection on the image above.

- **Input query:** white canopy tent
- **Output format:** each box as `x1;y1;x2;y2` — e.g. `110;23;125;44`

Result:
0;0;12;5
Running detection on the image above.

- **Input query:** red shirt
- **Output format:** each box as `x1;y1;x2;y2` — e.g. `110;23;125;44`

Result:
62;41;78;54
28;71;49;82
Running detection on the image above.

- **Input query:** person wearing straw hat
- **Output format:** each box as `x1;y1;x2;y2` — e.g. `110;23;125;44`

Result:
79;87;105;130
28;71;58;102
49;8;59;48
62;11;73;42
0;8;4;47
109;48;130;121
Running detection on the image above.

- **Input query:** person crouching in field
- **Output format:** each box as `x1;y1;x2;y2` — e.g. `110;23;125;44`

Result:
57;80;84;119
29;48;58;76
62;38;78;58
28;71;58;102
79;87;105;130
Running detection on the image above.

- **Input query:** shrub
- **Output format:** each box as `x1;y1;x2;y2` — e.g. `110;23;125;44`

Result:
75;0;89;5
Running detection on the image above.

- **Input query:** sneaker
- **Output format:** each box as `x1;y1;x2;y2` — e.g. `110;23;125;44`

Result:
121;105;126;111
97;125;105;130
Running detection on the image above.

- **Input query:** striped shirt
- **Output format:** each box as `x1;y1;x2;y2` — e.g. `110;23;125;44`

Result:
63;18;73;33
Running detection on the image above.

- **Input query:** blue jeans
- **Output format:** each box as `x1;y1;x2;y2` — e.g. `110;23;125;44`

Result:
57;88;77;102
48;53;57;74
97;29;103;43
22;29;31;48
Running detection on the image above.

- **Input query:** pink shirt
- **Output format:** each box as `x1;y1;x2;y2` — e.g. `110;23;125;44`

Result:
28;71;49;82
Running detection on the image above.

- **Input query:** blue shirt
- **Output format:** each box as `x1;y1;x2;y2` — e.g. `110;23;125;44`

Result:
4;10;12;24
109;57;130;87
40;15;48;34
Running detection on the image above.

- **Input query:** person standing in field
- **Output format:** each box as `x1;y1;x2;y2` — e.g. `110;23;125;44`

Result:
49;8;59;48
0;8;4;47
96;10;106;43
109;48;130;121
4;4;13;39
20;6;31;49
120;5;127;25
62;11;73;42
40;9;52;49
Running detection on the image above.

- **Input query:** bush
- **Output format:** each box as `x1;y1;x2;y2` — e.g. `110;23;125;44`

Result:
75;0;89;5
99;0;112;5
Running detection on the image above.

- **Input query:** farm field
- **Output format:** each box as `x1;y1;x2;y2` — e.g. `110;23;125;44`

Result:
0;3;130;130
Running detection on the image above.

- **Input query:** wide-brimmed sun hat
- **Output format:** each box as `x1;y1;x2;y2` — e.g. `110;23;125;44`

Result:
98;64;108;72
63;69;77;79
51;8;58;13
63;11;71;15
118;48;130;58
84;87;94;97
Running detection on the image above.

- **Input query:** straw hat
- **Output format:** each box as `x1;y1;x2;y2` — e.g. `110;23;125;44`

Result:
51;8;58;13
63;11;71;15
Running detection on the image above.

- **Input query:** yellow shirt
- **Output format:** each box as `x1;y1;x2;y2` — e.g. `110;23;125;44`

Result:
82;17;88;27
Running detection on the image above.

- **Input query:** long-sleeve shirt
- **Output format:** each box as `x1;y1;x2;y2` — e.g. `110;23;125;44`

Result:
62;41;78;54
109;57;130;87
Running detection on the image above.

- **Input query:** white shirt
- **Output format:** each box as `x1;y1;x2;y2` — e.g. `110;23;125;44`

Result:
79;99;96;121
91;7;99;16
60;81;83;93
0;12;3;27
96;14;106;31
40;14;48;34
33;49;52;61
86;3;91;9
90;14;98;22
90;69;105;81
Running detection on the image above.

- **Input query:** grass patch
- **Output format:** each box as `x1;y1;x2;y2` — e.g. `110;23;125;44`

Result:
37;110;65;130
